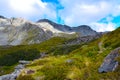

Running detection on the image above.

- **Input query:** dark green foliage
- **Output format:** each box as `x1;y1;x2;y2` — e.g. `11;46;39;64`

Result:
50;45;80;55
1;27;120;79
29;37;68;52
0;65;15;76
0;37;68;75
0;37;68;66
21;27;120;80
0;48;40;66
40;65;69;80
104;27;120;48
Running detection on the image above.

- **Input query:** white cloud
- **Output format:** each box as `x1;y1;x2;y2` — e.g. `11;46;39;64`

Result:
0;0;120;32
9;0;37;13
59;0;112;26
59;0;120;28
0;0;57;21
90;22;116;32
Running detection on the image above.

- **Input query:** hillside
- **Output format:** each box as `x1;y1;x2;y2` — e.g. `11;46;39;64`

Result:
0;27;119;80
15;27;119;80
0;17;52;45
37;19;97;37
0;16;120;80
0;16;97;45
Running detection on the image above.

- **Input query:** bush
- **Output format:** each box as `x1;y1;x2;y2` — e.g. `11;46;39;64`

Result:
40;65;69;80
50;45;80;55
0;48;40;66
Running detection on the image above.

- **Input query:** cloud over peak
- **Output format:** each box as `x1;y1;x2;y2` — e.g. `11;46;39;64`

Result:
0;0;120;32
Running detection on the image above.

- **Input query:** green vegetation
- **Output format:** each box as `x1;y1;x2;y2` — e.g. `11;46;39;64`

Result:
29;37;68;52
0;37;69;75
49;44;80;55
1;27;120;79
15;27;120;80
0;65;15;76
0;47;40;66
17;74;34;80
0;37;68;65
104;27;120;48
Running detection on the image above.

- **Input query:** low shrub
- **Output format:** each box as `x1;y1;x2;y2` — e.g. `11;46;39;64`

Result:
0;48;40;66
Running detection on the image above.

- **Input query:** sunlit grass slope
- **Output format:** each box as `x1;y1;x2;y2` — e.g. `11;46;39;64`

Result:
0;37;77;75
17;27;120;80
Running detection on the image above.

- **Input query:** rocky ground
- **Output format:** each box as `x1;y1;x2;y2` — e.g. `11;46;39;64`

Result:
0;60;30;80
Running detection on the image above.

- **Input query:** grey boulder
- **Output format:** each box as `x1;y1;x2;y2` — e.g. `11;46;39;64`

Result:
99;47;120;73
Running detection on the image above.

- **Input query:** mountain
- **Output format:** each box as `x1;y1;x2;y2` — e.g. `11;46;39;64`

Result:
1;16;120;80
0;15;6;19
16;27;120;80
37;19;97;37
0;17;98;45
0;27;119;80
0;17;52;45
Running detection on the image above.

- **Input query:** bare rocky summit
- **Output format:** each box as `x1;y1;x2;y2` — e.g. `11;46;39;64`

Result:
0;16;98;45
37;19;97;37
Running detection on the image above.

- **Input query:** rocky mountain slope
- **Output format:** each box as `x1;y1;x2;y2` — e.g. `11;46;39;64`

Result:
0;26;119;80
0;17;52;45
37;19;97;37
16;27;120;80
1;16;120;80
0;16;97;45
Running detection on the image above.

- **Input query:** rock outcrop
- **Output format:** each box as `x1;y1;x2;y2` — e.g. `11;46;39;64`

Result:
0;16;98;45
99;47;120;73
0;60;30;80
0;17;52;45
37;19;97;37
0;16;6;19
65;33;102;45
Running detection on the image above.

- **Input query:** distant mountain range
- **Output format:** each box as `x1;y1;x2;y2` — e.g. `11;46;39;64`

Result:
0;16;97;45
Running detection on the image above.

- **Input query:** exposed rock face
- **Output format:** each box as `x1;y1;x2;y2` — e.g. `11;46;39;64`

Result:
0;16;98;45
66;33;102;45
0;60;30;80
37;19;97;37
0;16;6;19
0;17;52;45
99;47;120;73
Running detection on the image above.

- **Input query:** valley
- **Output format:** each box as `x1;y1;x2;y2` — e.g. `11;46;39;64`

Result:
0;16;120;80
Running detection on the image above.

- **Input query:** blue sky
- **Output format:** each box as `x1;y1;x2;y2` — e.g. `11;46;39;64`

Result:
0;0;120;32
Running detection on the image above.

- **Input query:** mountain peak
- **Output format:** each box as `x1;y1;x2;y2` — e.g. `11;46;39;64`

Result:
77;25;91;29
37;19;53;23
0;16;98;45
0;15;6;19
